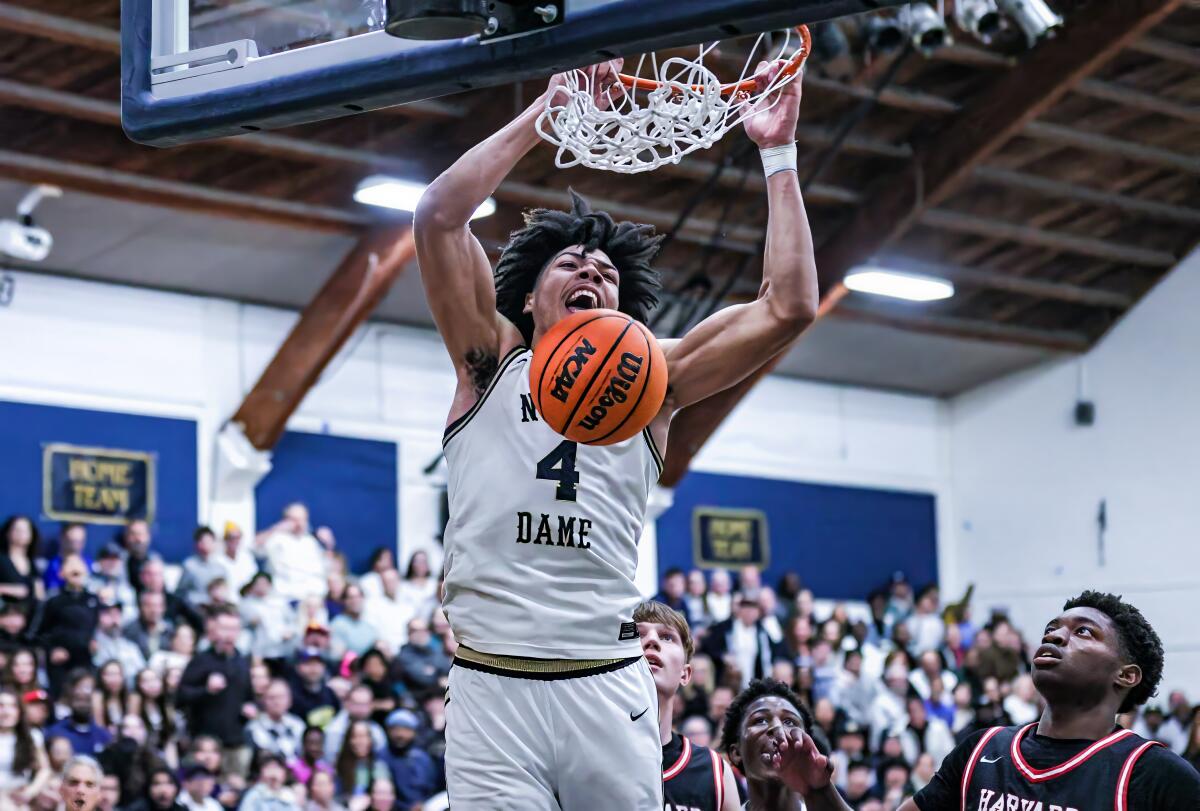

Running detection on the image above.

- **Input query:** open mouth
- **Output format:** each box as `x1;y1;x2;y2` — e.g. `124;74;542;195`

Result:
644;652;664;670
1033;644;1062;666
565;288;600;313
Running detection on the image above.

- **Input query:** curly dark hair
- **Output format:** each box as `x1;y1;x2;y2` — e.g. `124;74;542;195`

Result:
1063;590;1164;713
493;190;663;344
718;678;815;760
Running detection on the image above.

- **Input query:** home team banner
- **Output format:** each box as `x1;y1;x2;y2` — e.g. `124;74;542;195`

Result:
43;443;156;525
693;506;770;570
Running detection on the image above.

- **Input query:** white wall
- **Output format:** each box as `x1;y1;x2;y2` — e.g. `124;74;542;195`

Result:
948;247;1200;692
0;268;953;597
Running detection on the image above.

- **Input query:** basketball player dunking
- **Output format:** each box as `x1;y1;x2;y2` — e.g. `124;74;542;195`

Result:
413;58;816;810
734;591;1200;811
636;601;741;811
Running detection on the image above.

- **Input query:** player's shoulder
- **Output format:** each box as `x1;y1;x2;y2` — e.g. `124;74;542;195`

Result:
1130;738;1200;777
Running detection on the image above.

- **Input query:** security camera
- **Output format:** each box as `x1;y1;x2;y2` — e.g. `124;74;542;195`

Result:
0;185;60;263
0;220;53;262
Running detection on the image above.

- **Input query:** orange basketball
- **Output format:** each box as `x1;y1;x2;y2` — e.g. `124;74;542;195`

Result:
529;309;668;446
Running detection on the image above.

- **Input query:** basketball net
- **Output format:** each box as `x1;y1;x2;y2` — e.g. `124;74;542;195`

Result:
536;26;811;174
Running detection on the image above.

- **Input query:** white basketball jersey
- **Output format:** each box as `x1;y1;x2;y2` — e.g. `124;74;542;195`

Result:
441;346;663;659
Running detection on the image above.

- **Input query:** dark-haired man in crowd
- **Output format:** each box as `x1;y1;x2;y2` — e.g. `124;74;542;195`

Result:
47;670;113;755
177;606;255;775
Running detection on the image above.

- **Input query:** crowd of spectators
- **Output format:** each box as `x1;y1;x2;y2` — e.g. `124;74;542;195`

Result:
1;510;1197;811
651;565;1200;810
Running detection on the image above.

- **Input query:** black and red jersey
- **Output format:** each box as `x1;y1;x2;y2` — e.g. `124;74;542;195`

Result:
663;732;727;811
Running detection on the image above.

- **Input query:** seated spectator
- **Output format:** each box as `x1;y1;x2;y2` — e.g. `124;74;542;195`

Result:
395;619;450;700
89;544;137;623
289;649;340;729
829;720;866;792
379;709;440;808
702;592;784;689
681;570;711;631
335;719;389;801
300;621;335;665
330;583;378;659
356;777;400;811
0;686;51;801
147;623;194;678
130;668;177;754
307;765;348;811
869;661;910;750
0;516;42;614
416;693;447;765
877;757;912;807
247;679;307;760
219;522;258;600
904;586;944;655
398;551;438;618
121;765;187;811
972;620;1023;683
39;555;100;697
178;762;222;811
908;650;957;702
99;772;121;811
136;557;203;634
125;588;176;662
324;685;386;763
257;504;333;602
897;695;955;766
910;751;936;792
3;646;38;696
94;600;146;681
21;688;51;729
923;675;956;728
239;572;298;662
43;522;89;595
830;648;877;729
364;569;416;654
654;568;692;626
810;639;839;702
241;752;299;810
0;602;31;656
98;714;166;807
290;725;331;786
92;660;129;732
355;650;396;726
840;758;874;807
679;715;713;748
706;568;733;624
185;736;239;806
1002;673;1040;726
121;520;154;597
47;669;113;756
758;587;785;643
359;548;396;602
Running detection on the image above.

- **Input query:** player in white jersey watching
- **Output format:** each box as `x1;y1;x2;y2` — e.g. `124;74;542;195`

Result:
413;56;817;810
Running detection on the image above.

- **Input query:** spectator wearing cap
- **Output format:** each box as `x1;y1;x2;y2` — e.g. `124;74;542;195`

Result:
289;647;340;728
329;583;378;659
255;504;334;602
379;708;440;808
219;521;258;600
175;527;228;608
89;543;137;623
37;555;100;697
93;598;146;679
700;590;784;690
178;761;222;811
301;620;334;664
42;522;90;594
22;687;52;729
239;572;298;662
246;679;307;760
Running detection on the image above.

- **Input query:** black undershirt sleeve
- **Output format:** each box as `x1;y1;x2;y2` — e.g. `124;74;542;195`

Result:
913;730;986;811
1128;745;1200;810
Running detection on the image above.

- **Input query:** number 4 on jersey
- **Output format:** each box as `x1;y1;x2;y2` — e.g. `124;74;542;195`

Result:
536;440;579;502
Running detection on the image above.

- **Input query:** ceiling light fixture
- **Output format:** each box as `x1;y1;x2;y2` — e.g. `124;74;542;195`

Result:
997;0;1063;46
844;266;955;302
354;176;496;220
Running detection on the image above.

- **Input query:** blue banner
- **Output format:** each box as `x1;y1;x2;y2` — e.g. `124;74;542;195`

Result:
693;507;769;569
43;443;155;525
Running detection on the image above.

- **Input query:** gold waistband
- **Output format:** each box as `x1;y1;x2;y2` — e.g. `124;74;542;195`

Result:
455;645;631;675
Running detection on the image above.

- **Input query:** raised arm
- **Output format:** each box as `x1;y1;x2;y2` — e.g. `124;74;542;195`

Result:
663;63;818;411
414;62;623;423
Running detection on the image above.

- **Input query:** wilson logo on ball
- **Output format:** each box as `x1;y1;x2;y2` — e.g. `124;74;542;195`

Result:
530;309;667;446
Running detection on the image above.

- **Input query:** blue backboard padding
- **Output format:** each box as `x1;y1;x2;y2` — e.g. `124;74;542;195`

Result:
656;470;938;599
254;430;398;575
122;0;906;146
0;400;198;562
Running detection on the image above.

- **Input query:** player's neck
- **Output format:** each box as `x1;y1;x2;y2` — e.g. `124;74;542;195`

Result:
746;779;804;811
658;695;673;746
1036;702;1119;741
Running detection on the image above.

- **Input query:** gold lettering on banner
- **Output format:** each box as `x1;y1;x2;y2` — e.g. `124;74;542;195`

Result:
43;443;156;525
692;507;770;571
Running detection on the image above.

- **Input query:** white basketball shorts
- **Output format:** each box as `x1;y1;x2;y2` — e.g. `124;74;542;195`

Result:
445;654;662;810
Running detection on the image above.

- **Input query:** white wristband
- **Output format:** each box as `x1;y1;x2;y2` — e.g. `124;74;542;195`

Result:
760;143;798;178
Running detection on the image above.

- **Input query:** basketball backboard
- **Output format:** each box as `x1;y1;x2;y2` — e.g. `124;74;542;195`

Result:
122;0;906;147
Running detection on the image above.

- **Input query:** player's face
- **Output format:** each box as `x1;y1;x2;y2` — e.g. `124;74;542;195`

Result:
1032;606;1136;705
525;245;620;331
62;764;102;811
637;620;691;698
733;695;808;783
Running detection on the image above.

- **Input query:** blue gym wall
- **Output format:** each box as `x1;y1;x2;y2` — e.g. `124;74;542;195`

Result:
656;471;938;598
255;430;398;576
0;399;198;561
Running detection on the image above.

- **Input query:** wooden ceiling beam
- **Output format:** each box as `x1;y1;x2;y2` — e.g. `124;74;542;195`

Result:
232;227;415;449
1075;78;1200;125
1128;35;1200;68
0;148;369;232
1022;120;1200;174
657;0;1183;485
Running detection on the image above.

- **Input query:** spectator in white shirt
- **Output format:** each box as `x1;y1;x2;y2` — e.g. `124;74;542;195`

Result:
246;680;307;760
396;551;438;618
364;570;415;653
904;585;946;655
256;504;332;602
1002;673;1041;726
897;694;956;766
323;685;386;763
240;573;298;660
219;522;259;601
870;661;911;750
831;648;879;728
358;548;396;602
705;569;732;624
908;649;958;701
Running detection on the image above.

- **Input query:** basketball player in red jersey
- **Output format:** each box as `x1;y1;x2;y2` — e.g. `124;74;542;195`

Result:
414;57;816;810
636;601;741;811
730;591;1200;811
